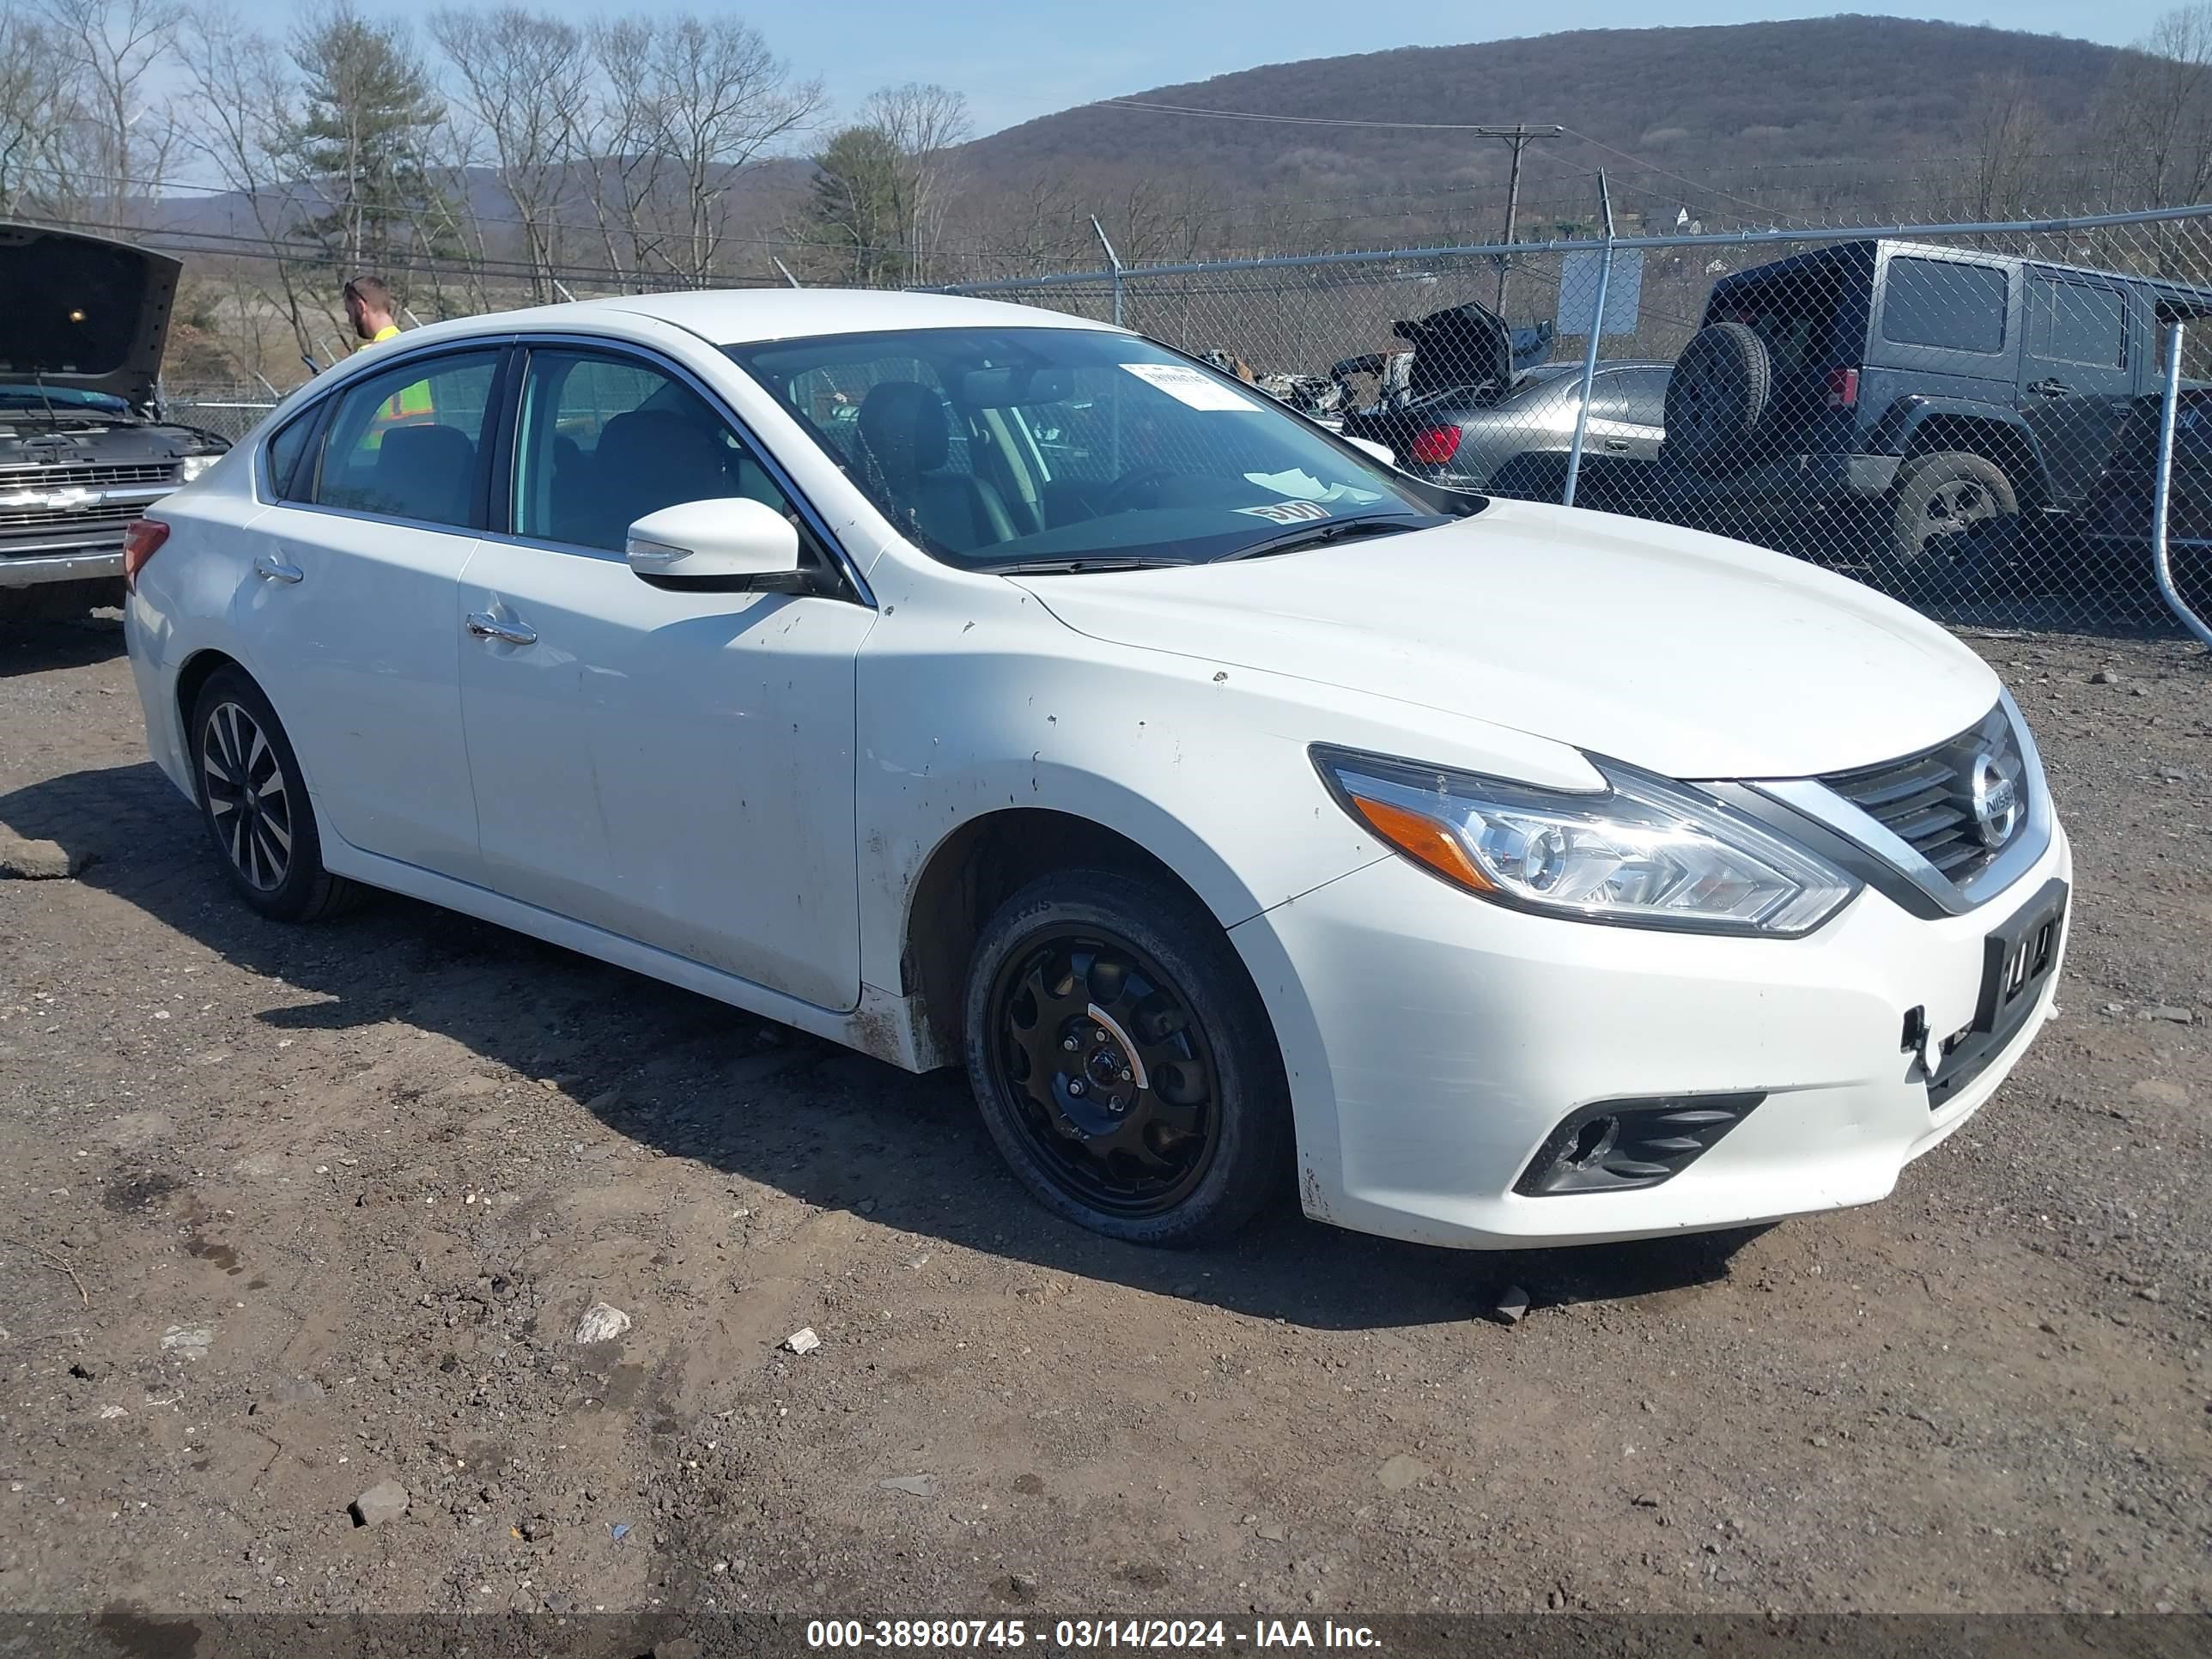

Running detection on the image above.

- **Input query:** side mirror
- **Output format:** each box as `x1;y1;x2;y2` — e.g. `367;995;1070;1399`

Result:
1344;434;1395;467
626;497;801;586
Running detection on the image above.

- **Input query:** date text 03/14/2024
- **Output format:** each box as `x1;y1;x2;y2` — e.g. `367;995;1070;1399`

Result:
805;1619;1383;1649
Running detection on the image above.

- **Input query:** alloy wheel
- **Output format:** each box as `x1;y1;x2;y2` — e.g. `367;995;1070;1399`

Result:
988;931;1220;1218
201;701;293;892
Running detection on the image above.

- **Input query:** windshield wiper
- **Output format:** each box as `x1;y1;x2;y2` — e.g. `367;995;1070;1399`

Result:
994;555;1196;574
1217;514;1435;562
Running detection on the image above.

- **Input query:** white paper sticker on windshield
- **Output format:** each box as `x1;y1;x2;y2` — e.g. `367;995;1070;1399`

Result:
1235;500;1332;524
1120;362;1264;410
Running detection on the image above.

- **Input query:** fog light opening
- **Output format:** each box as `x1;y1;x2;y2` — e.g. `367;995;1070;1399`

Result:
1568;1115;1619;1168
1515;1092;1766;1196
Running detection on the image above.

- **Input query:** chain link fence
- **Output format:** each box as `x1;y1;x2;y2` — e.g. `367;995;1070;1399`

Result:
941;203;2212;635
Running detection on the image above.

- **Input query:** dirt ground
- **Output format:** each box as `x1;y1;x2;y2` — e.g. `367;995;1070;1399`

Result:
1;613;2207;1626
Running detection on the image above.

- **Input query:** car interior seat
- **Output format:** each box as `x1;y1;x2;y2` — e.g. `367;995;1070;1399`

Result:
374;423;476;526
855;381;1017;552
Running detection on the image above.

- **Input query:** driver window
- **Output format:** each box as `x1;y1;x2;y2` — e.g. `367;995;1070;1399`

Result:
512;349;799;554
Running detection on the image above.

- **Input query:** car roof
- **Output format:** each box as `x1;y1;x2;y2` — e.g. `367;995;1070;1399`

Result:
411;287;1125;349
1711;238;2212;315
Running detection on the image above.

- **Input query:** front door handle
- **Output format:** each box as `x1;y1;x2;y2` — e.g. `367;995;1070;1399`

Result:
1603;438;1631;452
2030;378;2073;397
252;551;303;584
465;611;537;647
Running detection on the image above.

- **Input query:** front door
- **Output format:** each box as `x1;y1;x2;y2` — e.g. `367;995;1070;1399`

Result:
454;343;874;1012
2020;270;2137;507
238;346;505;882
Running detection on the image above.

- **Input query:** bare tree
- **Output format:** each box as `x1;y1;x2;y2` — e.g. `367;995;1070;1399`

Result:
856;82;970;284
2104;4;2212;210
1960;71;2046;222
0;13;86;219
38;0;182;225
176;10;325;364
641;15;823;284
431;5;586;301
574;16;672;289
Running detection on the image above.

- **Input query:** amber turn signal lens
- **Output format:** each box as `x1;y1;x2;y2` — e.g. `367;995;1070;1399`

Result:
1347;793;1492;893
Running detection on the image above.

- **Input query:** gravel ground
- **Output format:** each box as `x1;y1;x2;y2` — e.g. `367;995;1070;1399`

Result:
0;614;2206;1624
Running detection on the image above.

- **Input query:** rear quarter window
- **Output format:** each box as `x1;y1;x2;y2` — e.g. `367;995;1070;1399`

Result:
1882;258;2008;355
264;406;320;501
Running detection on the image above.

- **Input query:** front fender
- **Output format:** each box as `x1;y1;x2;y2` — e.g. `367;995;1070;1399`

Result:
851;578;1600;995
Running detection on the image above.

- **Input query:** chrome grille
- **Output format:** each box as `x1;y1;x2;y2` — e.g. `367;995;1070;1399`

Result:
0;462;178;489
1822;703;2025;885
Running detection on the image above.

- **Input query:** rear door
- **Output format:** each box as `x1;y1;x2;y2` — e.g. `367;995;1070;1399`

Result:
1589;365;1668;459
238;345;505;882
1867;250;2019;433
2019;270;2136;506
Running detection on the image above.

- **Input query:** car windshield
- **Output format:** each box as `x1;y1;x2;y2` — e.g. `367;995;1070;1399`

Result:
0;384;129;413
726;326;1456;570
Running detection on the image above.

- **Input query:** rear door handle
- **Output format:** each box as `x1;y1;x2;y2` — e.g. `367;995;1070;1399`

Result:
2030;378;2072;397
465;611;537;647
252;551;303;584
1602;438;1630;452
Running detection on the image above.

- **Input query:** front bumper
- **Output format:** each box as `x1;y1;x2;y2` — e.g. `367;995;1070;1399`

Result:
0;544;125;588
1230;817;2070;1249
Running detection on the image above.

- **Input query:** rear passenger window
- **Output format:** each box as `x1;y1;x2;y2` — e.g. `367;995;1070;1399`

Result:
2028;277;2127;368
309;350;501;528
1882;258;2008;354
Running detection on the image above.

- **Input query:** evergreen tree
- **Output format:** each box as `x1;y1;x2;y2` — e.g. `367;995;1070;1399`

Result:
288;7;453;274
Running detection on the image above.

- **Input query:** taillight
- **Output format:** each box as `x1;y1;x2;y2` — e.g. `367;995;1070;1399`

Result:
1826;367;1860;409
1407;425;1462;465
122;518;170;591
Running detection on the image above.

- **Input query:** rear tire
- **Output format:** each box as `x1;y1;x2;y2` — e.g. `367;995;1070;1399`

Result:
962;868;1291;1248
1886;451;2017;586
188;665;361;923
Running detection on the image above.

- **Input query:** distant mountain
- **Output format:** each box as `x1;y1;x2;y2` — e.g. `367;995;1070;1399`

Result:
951;15;2128;234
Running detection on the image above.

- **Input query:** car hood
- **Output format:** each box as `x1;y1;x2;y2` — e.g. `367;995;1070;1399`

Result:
0;222;182;408
1012;499;2001;781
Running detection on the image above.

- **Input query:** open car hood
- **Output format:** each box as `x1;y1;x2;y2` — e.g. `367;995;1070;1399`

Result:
1394;301;1553;400
0;222;182;408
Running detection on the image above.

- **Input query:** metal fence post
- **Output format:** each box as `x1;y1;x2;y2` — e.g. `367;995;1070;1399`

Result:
1091;216;1125;328
1561;170;1615;510
2153;318;2212;650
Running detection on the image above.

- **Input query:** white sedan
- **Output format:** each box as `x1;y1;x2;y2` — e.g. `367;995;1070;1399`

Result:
121;289;2070;1249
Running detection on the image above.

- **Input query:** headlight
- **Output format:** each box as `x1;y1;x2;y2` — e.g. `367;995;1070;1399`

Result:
1314;745;1858;937
177;454;220;483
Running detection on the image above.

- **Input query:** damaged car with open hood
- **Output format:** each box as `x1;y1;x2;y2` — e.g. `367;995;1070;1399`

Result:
0;223;228;622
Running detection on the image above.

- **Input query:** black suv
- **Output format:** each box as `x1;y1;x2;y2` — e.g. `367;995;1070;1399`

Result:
1597;239;2212;580
1;222;229;623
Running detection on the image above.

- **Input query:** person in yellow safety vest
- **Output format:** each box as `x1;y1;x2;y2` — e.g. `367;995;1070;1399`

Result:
342;274;433;446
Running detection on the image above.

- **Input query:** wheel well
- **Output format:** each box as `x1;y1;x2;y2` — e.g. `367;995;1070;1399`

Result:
173;649;240;739
1903;416;2045;506
903;809;1214;1060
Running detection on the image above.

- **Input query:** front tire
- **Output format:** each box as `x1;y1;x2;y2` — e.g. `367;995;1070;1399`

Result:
188;666;359;922
962;869;1291;1247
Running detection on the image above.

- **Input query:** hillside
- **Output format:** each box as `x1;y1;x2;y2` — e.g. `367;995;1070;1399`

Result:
952;15;2128;237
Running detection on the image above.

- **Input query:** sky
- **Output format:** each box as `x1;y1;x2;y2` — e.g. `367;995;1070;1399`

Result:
376;0;2176;138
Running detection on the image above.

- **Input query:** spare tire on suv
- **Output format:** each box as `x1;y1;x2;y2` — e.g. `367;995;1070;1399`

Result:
1662;322;1771;471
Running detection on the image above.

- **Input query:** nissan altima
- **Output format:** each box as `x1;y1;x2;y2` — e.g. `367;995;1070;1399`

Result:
122;289;2069;1249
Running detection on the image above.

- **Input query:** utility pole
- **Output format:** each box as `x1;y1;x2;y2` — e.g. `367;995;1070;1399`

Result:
1490;125;1562;316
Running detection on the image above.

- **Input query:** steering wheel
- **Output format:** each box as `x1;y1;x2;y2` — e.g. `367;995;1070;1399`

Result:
1099;465;1178;512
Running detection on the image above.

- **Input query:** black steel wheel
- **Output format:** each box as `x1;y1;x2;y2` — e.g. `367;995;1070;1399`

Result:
963;868;1290;1246
189;665;360;922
